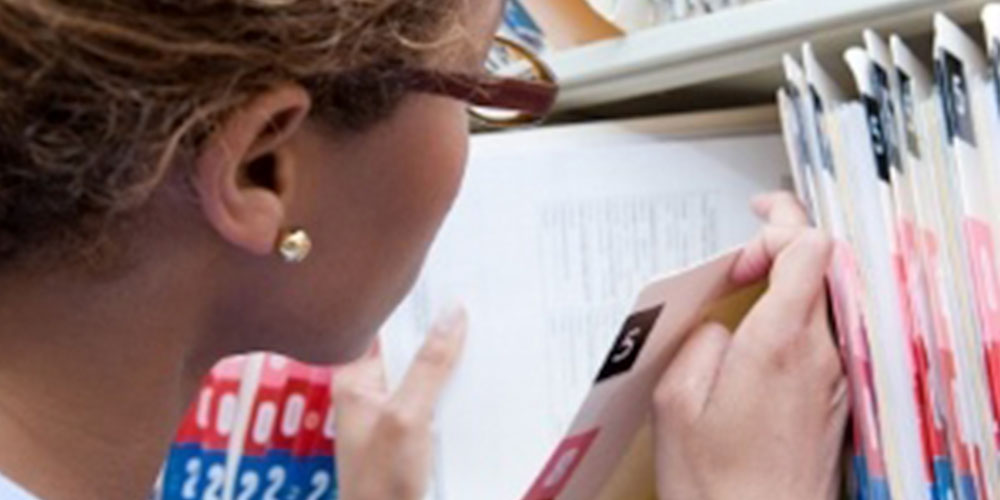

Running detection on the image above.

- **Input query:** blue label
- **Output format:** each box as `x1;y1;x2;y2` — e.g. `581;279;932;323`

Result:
162;444;205;500
957;472;978;500
852;454;869;500
298;455;337;500
869;478;891;500
279;453;336;500
233;454;294;500
199;451;228;500
931;457;956;500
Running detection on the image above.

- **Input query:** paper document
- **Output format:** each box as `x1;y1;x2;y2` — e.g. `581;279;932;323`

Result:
381;112;789;500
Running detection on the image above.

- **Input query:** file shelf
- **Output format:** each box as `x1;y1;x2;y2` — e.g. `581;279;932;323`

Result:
545;0;988;112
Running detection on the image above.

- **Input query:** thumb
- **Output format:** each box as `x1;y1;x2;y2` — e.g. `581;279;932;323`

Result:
654;322;731;425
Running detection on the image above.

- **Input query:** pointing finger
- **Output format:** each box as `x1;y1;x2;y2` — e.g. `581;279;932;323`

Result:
390;305;468;423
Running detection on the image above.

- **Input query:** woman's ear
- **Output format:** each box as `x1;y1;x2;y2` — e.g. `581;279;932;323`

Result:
193;83;312;257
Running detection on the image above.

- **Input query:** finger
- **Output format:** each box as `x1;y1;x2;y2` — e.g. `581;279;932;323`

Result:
731;224;804;284
805;292;845;386
750;192;778;217
751;191;809;226
739;229;833;342
390;305;468;422
334;358;389;459
653;322;731;425
335;347;388;397
334;354;389;429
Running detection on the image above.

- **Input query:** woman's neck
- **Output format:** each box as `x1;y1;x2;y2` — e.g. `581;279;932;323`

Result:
0;266;212;500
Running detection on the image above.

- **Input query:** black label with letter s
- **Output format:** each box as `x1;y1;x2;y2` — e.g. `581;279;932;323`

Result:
595;304;663;383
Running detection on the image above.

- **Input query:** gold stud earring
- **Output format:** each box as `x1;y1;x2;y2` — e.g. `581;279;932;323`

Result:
276;228;312;263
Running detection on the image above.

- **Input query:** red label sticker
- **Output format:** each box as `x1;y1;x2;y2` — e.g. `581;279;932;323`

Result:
522;429;600;500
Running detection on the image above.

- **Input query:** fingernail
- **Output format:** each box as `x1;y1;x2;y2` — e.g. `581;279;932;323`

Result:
433;304;468;337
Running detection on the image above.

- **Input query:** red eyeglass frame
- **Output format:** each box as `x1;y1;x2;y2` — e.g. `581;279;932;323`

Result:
395;36;559;127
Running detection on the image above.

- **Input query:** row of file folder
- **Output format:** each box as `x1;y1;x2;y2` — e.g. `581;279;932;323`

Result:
777;5;1000;500
154;354;339;500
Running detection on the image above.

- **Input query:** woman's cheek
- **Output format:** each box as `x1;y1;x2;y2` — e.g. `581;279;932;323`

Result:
393;97;470;232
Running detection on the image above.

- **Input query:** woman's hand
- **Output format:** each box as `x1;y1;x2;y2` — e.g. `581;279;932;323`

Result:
653;192;848;500
334;307;467;500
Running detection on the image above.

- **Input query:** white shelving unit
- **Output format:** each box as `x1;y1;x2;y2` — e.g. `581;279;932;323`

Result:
545;0;990;112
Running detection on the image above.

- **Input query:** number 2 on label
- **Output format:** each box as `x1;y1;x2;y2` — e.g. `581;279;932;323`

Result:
263;466;286;500
306;470;331;500
181;458;201;500
235;471;259;500
201;463;225;500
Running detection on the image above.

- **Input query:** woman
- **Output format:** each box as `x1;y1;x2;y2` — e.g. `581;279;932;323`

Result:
0;1;846;499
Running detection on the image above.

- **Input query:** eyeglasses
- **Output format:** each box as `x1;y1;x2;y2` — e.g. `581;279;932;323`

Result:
395;36;559;128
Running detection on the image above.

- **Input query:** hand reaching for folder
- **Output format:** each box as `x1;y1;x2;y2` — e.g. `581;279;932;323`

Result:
653;191;849;500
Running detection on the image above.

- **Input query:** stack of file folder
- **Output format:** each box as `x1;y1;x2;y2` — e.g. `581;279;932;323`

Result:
155;354;340;500
778;5;1000;500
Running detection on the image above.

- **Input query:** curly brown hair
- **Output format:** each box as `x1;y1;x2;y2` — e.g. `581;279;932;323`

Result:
0;0;465;267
